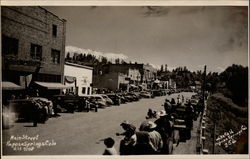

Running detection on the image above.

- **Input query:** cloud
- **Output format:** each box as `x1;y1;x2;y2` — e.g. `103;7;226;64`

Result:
66;46;128;61
216;67;225;73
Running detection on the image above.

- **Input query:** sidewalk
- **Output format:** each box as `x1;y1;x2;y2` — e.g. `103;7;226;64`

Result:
173;116;200;154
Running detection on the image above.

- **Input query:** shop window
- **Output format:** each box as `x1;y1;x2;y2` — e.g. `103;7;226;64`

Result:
2;35;18;55
30;43;42;60
87;87;90;95
82;87;86;94
52;24;57;37
51;49;60;64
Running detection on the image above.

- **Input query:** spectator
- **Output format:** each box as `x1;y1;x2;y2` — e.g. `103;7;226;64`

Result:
155;110;174;154
170;98;176;105
177;94;181;104
146;108;157;119
116;121;137;155
139;121;163;153
103;137;117;155
133;131;156;155
164;99;172;114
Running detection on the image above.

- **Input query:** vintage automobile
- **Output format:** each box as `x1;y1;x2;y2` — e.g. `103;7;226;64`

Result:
123;93;134;102
107;94;121;106
78;96;98;112
5;98;51;123
116;93;127;104
52;95;79;113
88;95;107;108
99;94;114;106
139;91;152;98
127;92;140;101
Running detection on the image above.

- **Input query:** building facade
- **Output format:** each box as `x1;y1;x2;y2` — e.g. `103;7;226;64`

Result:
93;63;157;91
64;62;93;96
2;6;66;89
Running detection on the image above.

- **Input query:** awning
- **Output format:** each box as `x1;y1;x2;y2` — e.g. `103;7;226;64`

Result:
65;76;76;84
35;81;73;89
2;81;23;90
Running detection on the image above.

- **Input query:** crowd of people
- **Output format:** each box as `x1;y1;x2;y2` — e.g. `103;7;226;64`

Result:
101;93;203;155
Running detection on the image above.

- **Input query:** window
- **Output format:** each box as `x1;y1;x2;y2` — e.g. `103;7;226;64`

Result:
2;35;19;55
52;24;57;37
51;49;60;64
87;87;90;95
82;87;86;94
30;44;42;60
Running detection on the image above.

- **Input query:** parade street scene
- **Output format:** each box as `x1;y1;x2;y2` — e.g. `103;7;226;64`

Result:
1;6;248;156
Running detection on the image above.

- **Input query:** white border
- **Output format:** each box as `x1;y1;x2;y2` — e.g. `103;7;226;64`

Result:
1;1;249;159
0;1;249;6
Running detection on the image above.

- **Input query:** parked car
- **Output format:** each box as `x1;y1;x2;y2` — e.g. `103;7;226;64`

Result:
107;94;121;106
152;90;163;97
127;92;140;101
78;96;98;112
123;93;134;102
52;95;79;113
32;97;53;117
99;94;114;106
88;95;107;108
116;93;127;104
140;91;152;98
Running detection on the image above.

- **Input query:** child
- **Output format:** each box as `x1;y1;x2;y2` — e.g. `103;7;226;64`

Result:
103;137;117;155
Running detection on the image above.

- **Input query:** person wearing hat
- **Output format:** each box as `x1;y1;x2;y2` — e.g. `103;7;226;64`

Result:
154;110;174;154
139;121;163;153
164;99;172;114
133;131;156;155
116;121;137;155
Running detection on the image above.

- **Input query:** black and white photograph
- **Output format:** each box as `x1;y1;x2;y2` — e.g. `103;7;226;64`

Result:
1;3;249;158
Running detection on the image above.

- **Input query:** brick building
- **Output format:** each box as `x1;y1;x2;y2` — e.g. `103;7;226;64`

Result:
1;6;67;95
93;63;157;91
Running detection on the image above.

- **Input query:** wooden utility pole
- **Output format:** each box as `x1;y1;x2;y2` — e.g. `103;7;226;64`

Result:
202;65;207;103
213;122;216;154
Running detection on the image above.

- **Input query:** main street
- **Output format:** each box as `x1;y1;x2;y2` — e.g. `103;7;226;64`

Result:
3;92;196;155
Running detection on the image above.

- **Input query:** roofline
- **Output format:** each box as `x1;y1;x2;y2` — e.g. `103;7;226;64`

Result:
38;6;67;22
65;62;93;70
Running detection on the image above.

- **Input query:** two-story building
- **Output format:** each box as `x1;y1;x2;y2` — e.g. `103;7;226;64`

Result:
93;63;157;91
2;6;67;97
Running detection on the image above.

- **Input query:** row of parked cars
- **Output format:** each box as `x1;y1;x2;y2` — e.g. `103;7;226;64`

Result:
53;91;156;113
2;89;169;129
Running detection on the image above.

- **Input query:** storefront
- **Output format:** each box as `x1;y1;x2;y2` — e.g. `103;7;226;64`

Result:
64;62;93;96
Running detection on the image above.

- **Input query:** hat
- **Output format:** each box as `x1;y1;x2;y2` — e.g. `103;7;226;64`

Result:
147;121;157;129
158;110;167;117
139;121;157;131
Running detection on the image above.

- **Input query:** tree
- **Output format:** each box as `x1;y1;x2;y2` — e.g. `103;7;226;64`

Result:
160;65;164;72
101;57;108;64
115;58;120;64
220;64;248;107
66;52;71;60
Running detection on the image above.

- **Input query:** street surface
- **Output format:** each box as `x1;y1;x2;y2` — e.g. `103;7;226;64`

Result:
2;92;197;155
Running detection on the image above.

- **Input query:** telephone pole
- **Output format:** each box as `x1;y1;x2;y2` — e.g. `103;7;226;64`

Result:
202;65;207;103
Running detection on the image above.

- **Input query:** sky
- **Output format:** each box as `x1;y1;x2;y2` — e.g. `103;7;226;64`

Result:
45;6;248;73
